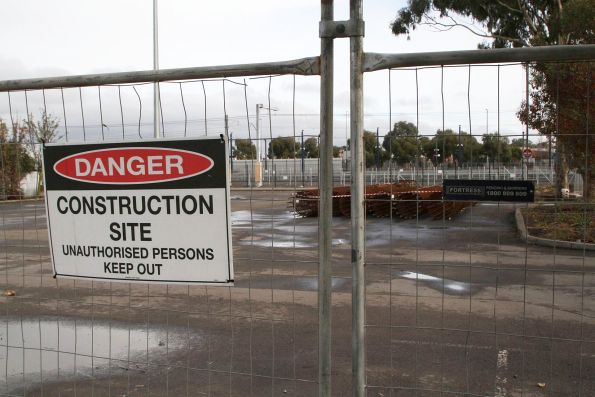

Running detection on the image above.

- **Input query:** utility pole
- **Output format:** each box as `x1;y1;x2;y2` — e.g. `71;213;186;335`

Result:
301;129;305;186
442;130;446;178
225;114;230;170
229;131;233;173
524;65;529;179
456;124;462;179
153;0;160;139
255;104;263;187
264;138;268;171
345;111;349;148
254;104;277;186
255;104;262;161
375;127;380;171
433;134;440;182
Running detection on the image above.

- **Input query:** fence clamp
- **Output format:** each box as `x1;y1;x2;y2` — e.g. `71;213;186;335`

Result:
319;19;364;38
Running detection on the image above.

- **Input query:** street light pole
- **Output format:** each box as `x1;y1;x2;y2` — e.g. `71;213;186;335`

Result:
256;104;262;160
254;104;277;187
254;104;264;186
456;124;461;179
229;132;233;173
301;129;305;186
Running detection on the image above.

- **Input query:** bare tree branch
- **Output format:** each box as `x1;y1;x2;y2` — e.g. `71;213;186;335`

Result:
557;0;565;45
517;0;539;35
495;0;522;14
419;12;528;46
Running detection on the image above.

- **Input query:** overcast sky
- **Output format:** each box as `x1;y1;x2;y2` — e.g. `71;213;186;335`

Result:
0;1;532;146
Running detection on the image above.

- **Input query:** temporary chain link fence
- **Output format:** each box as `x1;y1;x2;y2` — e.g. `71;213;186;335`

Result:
1;1;595;397
0;66;329;396
363;59;594;396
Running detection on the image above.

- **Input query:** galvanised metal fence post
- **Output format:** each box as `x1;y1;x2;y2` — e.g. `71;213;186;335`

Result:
350;0;365;395
319;1;334;395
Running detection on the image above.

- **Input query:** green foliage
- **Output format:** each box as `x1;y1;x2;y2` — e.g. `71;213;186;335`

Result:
363;130;383;168
525;204;594;243
389;121;417;137
22;111;61;168
510;138;525;147
268;136;300;159
21;111;61;194
422;129;480;165
348;131;385;168
297;136;341;158
0;119;36;199
24;111;61;144
303;137;319;158
382;121;421;164
391;0;593;48
391;0;595;198
518;61;595;199
511;146;522;161
560;0;595;44
234;139;256;160
480;134;516;164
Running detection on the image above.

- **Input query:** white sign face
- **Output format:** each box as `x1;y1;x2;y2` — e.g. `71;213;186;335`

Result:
42;137;233;285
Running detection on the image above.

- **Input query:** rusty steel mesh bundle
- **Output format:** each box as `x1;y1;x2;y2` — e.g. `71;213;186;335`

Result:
290;182;475;220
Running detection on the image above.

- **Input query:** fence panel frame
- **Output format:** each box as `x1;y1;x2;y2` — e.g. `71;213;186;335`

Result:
1;1;595;395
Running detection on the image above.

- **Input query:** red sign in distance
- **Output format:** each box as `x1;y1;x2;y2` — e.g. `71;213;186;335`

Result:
522;148;533;160
53;147;214;184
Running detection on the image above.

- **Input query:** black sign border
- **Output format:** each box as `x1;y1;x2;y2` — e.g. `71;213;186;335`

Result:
443;179;535;202
43;136;227;191
43;136;234;285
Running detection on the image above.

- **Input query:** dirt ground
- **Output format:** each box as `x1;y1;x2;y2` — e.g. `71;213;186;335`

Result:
1;190;595;396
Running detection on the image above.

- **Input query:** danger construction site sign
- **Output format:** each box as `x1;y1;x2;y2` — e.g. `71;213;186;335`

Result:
42;136;233;285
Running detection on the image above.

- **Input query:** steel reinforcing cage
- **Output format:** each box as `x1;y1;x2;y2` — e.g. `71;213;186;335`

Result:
1;1;594;396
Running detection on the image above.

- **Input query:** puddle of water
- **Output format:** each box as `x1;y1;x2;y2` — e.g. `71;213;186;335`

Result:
275;225;318;234
249;239;311;248
247;238;347;249
233;210;350;248
363;220;464;247
292;276;349;291
235;271;473;295
231;210;296;228
365;226;478;247
236;276;350;292
0;317;197;391
396;270;472;295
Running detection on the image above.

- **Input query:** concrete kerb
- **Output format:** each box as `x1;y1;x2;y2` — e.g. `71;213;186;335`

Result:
515;207;595;251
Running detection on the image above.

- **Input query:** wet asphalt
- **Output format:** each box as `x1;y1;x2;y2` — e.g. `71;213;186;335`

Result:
1;192;594;396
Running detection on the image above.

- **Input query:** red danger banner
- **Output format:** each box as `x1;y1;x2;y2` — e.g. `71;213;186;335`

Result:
53;147;214;184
